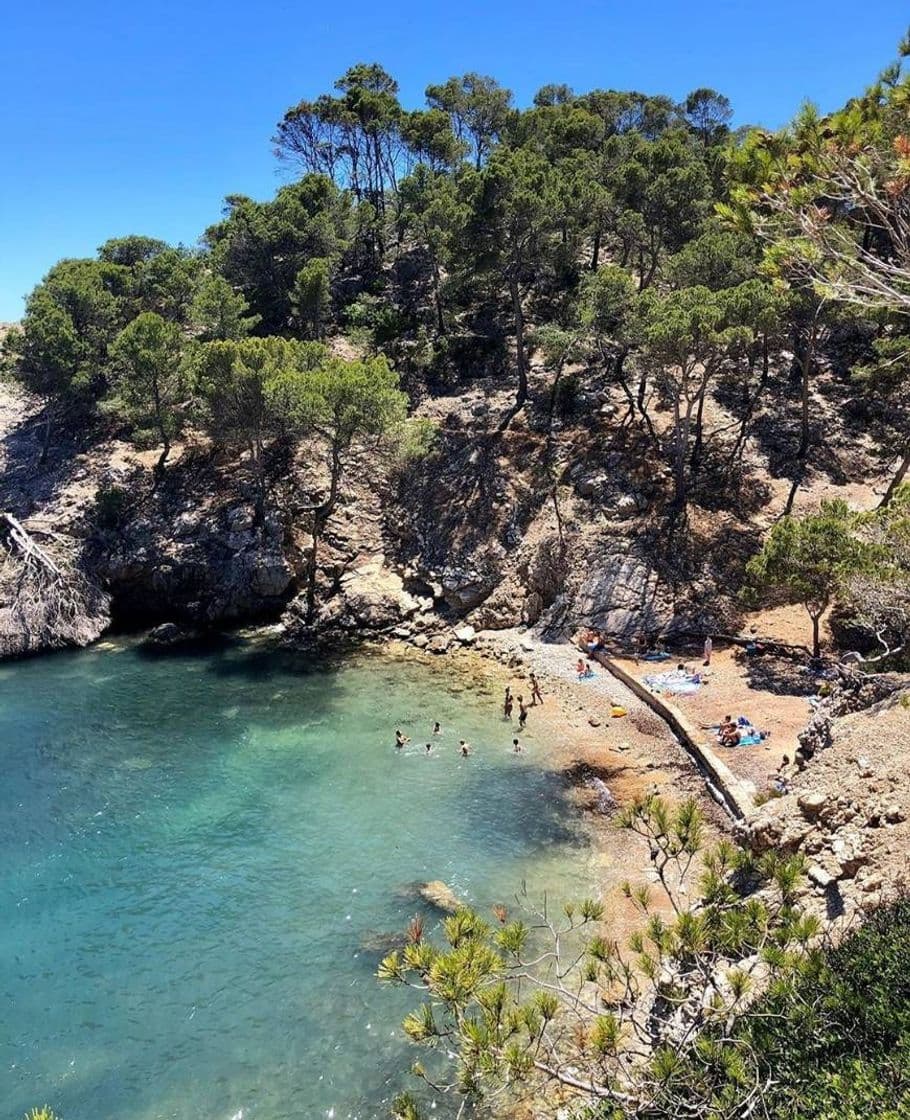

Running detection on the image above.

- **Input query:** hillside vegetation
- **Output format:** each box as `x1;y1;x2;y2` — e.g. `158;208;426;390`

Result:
3;35;910;665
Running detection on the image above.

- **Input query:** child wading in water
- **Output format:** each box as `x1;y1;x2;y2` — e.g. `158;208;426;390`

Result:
517;696;528;730
530;672;543;705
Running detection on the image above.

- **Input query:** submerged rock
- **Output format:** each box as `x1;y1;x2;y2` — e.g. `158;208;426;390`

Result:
144;622;195;648
419;880;463;913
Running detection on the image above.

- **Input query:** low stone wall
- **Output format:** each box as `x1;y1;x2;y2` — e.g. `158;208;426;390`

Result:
589;649;756;820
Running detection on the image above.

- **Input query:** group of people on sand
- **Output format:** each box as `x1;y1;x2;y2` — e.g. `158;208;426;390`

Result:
576;658;596;679
503;673;543;731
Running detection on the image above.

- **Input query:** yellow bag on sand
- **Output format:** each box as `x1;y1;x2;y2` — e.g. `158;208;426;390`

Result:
611;706;627;718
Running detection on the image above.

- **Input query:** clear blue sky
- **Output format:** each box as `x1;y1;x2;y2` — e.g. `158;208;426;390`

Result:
1;0;907;321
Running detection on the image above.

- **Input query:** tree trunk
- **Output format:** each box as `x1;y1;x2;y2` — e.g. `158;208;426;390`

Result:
590;228;601;272
672;397;689;506
811;611;821;660
726;332;769;475
509;275;529;408
880;447;910;507
154;437;171;480
39;410;52;466
431;255;446;337
689;385;707;477
797;319;817;460
251;442;266;527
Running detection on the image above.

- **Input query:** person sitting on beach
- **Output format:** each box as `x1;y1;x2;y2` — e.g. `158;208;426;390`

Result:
518;696;529;729
512;737;522;753
576;658;586;675
459;740;471;756
717;716;740;748
577;660;595;680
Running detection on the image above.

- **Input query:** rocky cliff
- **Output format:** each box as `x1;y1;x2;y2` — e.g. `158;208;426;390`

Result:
1;369;753;660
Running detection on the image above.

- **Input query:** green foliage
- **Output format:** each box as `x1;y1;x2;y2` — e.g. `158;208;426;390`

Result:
205;176;351;333
425;72;513;169
291;258;332;339
190;275;259;341
718;898;910;1119
381;795;817;1117
394;417;439;464
343;294;404;351
193;336;327;455
746;500;874;654
14;258;126;403
109;311;184;465
93;485;131;531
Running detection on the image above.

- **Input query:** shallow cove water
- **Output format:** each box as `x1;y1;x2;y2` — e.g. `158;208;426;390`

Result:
0;639;600;1120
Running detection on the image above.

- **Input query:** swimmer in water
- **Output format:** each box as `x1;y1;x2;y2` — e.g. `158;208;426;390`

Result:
512;737;521;753
433;721;441;735
395;729;410;749
459;740;471;756
425;743;432;754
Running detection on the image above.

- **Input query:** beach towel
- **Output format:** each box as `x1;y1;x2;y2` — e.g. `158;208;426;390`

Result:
737;732;763;747
643;650;670;662
644;670;702;695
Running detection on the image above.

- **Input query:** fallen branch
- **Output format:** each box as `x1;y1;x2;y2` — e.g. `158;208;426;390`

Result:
0;511;63;575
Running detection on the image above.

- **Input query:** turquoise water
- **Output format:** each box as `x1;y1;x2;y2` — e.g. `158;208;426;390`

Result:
0;640;599;1120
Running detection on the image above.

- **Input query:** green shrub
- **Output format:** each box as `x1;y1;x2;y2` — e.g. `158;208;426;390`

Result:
94;484;131;531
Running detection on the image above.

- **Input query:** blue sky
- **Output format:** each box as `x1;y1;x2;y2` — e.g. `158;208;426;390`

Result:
1;0;907;321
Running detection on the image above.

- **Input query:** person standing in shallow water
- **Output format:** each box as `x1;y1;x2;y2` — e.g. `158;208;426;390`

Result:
517;695;528;730
504;688;514;720
530;672;543;706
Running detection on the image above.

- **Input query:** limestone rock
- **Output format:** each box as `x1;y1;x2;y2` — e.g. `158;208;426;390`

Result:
145;622;192;648
440;568;496;613
575;552;671;639
419;880;463;913
807;864;835;889
797;791;828;817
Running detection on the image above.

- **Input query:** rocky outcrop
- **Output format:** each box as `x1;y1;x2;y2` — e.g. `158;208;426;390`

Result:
575;551;673;639
418;880;463;913
740;688;910;918
97;503;294;626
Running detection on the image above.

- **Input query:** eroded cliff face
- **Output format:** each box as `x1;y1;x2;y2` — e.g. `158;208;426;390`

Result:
0;376;761;659
740;679;910;921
